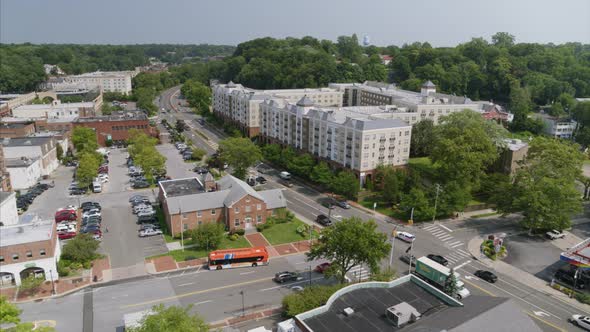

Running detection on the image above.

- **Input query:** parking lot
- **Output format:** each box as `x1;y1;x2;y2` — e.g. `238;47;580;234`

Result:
22;148;168;270
156;143;196;179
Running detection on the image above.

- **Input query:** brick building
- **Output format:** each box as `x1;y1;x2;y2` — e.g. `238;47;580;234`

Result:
159;175;287;236
0;122;36;138
0;219;60;286
73;110;157;146
495;138;529;175
1;137;59;176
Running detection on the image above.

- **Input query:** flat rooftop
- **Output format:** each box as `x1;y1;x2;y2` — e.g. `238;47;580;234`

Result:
1;136;53;147
13;102;94;110
0;220;54;247
0;122;34;129
75;110;147;123
160;177;205;198
5;157;40;167
0;191;14;204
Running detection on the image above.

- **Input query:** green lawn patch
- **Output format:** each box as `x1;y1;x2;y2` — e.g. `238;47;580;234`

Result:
262;219;318;245
408;157;437;179
358;194;395;217
149;235;252;262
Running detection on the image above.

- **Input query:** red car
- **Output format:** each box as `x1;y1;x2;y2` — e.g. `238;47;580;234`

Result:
315;262;332;273
55;211;77;223
58;231;77;240
98;166;108;174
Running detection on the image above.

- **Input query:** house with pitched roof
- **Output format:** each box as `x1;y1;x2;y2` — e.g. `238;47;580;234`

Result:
158;174;287;236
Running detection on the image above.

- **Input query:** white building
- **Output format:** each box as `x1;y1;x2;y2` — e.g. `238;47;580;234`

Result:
0;219;60;286
260;96;412;184
1;137;59;176
0;191;18;226
11;100;97;119
59;69;139;95
535;113;577;139
329;81;480;125
4;157;42;190
212;82;343;137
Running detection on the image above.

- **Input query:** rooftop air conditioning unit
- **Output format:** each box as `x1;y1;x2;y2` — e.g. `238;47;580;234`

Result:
385;302;421;328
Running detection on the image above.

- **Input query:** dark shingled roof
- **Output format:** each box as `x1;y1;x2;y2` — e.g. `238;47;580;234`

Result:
296;95;315;107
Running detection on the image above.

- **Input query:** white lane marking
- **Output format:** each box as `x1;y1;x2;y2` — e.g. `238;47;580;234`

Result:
260;285;282;291
447;241;462;246
438;235;453;241
240;271;256;275
111;294;129;299
295;261;307;265
194;300;212;306
438;224;453;232
457;249;471;256
431;230;446;236
454;260;471;271
178;282;194;287
451;242;464;248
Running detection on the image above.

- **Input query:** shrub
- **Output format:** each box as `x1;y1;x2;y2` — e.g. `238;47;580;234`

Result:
576;293;590;304
57;259;72;277
296;224;310;236
256;225;264;232
551;284;562;291
229;234;239;241
19;275;44;292
283;284;345;318
235;229;245;236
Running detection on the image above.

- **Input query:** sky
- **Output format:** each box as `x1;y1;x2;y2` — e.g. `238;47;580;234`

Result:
1;0;589;46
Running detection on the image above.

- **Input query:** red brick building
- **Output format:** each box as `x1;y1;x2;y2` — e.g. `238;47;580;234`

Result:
0;122;36;138
73;110;157;146
159;175;287;236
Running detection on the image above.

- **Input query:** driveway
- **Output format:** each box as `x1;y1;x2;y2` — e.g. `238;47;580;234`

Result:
20;165;77;221
503;234;569;281
157;143;195;179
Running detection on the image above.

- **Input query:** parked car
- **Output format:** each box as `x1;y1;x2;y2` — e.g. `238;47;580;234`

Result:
57;223;76;233
569;315;590;331
55;212;77;222
256;176;267;184
137;210;156;218
57;206;77;214
81;201;100;209
139;224;161;231
133;205;154;214
247;177;256;186
400;254;417;266
137;215;158;224
555;270;585;289
131;198;150;206
183;153;192;161
193;167;209;174
82;225;101;234
70;188;87;195
58;231;77;240
279;171;291;180
474;270;498;283
427;254;449;266
316;214;332;226
546;230;566;240
139;228;163;237
396;231;416;243
337;200;351;209
315;262;331;273
129;195;148;202
273;271;299;283
133;181;150;189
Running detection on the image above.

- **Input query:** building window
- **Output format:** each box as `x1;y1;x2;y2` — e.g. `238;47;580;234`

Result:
211;209;216;215
40;249;46;256
26;251;32;258
234;218;240;227
197;210;202;217
245;205;251;212
257;204;262;211
198;220;203;225
12;254;18;260
0;256;3;262
183;224;188;231
257;215;262;223
245;197;250;202
235;207;239;213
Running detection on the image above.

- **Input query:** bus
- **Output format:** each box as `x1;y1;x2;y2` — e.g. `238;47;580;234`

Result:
208;246;269;270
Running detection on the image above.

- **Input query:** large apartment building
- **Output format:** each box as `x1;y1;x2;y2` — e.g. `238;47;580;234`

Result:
259;97;412;184
212;82;343;137
328;81;480;125
56;69;139;95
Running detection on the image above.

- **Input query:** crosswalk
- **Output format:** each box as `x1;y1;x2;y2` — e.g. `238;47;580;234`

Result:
422;224;472;267
348;265;371;282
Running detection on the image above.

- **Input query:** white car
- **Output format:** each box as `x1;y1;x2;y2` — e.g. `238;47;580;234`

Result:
133;204;153;213
137;210;156;218
546;230;566;240
57;223;76;232
396;231;416;243
83;211;101;219
139;228;163;237
570;315;590;331
98;174;109;182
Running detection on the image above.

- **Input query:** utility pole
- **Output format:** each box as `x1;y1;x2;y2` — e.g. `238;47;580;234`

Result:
572;268;580;298
49;269;56;295
179;207;184;251
432;183;442;222
408;239;415;275
389;227;397;268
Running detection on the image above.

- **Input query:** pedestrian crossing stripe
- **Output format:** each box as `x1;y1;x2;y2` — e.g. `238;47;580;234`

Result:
423;225;438;230
438;235;453;241
447;241;462;246
451;243;464;248
431;230;446;236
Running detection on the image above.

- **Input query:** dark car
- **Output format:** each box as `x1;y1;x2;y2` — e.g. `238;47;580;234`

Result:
82;225;101;233
82;202;101;211
256;176;267;184
427;254;449;266
193;167;209;174
273;271;299;283
197;119;205;125
316;214;332;226
400;254;417;266
133;181;150;189
183;153;192;161
337;200;351;209
247;177;256;186
555;270;586;289
137;215;158;224
474;270;498;283
70;188;87;195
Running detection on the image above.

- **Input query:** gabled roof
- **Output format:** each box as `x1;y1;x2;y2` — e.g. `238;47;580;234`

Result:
217;175;264;207
166;190;228;213
258;189;287;209
423;80;436;88
296;95;315;107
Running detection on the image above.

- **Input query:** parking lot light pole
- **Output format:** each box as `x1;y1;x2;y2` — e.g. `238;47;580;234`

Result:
49;269;56;295
408;240;415;275
389;227;398;268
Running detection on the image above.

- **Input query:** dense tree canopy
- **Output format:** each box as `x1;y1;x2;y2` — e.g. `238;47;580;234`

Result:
128;304;208;332
218;137;262;179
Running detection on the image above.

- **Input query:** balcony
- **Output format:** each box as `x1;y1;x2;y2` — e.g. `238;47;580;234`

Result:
346;137;353;141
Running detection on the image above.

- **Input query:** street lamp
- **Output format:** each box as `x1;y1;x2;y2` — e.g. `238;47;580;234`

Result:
389;227;398;268
432;183;442;222
572;268;580;298
49;269;56;295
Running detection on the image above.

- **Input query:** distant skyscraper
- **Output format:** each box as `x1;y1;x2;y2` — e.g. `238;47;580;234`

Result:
363;35;370;46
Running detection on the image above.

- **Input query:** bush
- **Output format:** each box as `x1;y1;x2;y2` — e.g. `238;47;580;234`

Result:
61;234;100;265
57;259;72;277
235;229;245;236
576;293;590;304
229;234;239;241
282;285;344;318
296;224;310;236
256;225;264;232
187;223;225;250
19;275;44;292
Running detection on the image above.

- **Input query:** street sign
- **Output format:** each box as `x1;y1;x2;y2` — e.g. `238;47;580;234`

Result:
373;202;377;209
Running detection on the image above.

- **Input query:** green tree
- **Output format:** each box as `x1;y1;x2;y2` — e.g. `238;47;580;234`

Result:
493;138;584;233
509;80;532;130
381;169;402;204
56;143;64;161
307;217;390;284
432;110;504;189
410;119;435;157
187;223;224;250
76;152;101;188
282;284;344;318
218;137;262;179
175;120;186;133
0;296;56;331
491;32;515;48
261;144;282;165
310;162;334;187
19;275;44;292
399;188;434;221
72;127;98;155
181;80;211;114
443;268;459;298
128;304;208;332
191;148;206;161
61;233;101;264
330;171;359;199
128;129;166;182
287;154;315;178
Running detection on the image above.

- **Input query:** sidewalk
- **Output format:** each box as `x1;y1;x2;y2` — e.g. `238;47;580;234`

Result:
467;235;590;313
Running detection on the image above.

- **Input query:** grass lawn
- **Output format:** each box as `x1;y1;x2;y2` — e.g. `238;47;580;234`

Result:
149;236;252;262
262;219;318;245
408;157;437;179
358;194;395;217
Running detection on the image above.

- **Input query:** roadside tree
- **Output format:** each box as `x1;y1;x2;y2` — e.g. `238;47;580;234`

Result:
1;296;56;331
399;188;434;221
61;234;101;265
282;284;344;318
444;268;459;298
72;127;98;155
128;129;166;181
310;162;334;187
287;153;315;178
181;80;211;114
330;171;359;199
187;223;225;250
307;217;390;284
128;304;208;332
218;137;262;179
76;152;101;188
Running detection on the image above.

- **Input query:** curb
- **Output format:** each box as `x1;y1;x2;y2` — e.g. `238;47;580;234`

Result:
209;306;283;328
